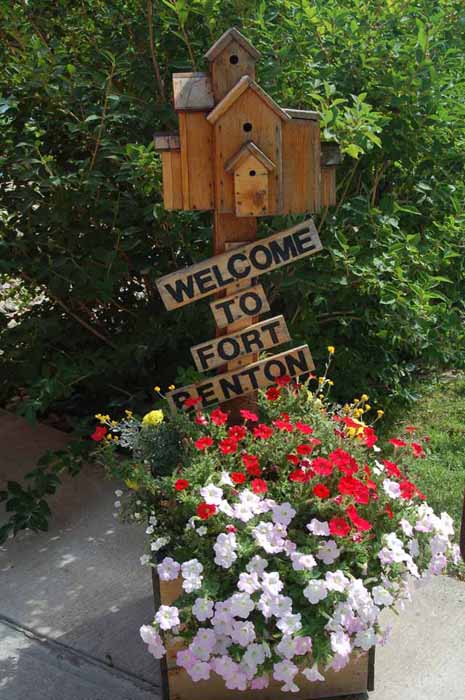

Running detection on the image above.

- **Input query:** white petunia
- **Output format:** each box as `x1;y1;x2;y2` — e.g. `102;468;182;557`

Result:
272;502;296;527
383;479;401;499
151;536;169;552
157;557;180;581
291;552;317;571
246;555;268;575
302;662;324;682
114;489;123;497
262;571;284;596
200;484;223;505
372;585;394;607
330;630;351;656
230;620;256;646
276;613;302;635
400;518;413;537
229;592;254;619
219;471;234;486
354;627;377;651
325;570;349;592
192;598;214;622
306;518;330;536
242;642;266;670
140;554;151;566
155;605;180;631
303;579;327;604
316;540;340;565
237;571;261;594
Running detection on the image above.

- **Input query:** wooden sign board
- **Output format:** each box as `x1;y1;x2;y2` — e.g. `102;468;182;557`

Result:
191;315;290;372
156;219;322;311
209;283;270;329
166;345;314;411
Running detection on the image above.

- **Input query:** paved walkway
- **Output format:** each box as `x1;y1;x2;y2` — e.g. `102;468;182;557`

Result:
0;412;464;699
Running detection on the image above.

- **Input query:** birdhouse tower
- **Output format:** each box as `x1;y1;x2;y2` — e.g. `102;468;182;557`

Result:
204;26;261;100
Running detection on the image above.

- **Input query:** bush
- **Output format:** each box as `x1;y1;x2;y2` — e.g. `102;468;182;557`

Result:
1;1;465;420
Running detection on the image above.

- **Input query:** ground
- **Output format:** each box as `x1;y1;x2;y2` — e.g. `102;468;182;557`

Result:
1;398;465;700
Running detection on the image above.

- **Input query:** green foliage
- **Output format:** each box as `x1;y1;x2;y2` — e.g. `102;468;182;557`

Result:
1;0;465;419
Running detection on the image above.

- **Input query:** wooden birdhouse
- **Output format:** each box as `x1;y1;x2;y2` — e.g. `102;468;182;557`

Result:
207;75;290;215
225;141;275;217
204;27;261;101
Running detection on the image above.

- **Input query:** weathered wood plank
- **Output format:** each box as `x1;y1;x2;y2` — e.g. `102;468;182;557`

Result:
161;151;183;210
173;72;214;111
178;112;214;211
191;315;290;372
282;117;321;214
156;219;322;311
210;284;270;329
165;344;314;411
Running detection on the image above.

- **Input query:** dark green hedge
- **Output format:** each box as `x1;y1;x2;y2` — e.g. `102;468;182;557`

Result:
1;0;464;420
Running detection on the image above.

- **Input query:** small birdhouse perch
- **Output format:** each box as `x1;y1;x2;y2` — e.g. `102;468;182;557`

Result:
225;142;275;217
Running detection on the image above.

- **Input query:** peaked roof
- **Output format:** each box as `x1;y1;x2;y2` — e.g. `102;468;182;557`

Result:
205;27;261;62
225;142;276;173
207;76;291;125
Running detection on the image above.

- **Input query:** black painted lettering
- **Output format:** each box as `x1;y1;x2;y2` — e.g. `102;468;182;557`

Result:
211;264;234;288
197;382;217;407
262;318;281;344
194;268;216;294
239;364;261;389
293;227;315;255
195;343;216;371
227;253;251;280
218;338;240;361
164;276;195;304
171;390;192;411
285;348;310;376
219;373;243;400
214;298;235;324
241;329;263;354
249;244;273;270
241;291;262;315
263;359;286;381
269;235;297;265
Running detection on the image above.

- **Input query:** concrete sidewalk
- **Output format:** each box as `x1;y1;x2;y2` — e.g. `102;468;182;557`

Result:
0;412;464;699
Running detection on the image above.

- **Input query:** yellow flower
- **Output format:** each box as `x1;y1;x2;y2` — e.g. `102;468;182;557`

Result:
318;376;325;384
377;409;384;417
327;346;335;354
153;385;161;393
327;379;334;387
361;394;369;402
365;404;371;411
125;479;140;491
142;409;164;427
95;413;110;423
168;384;175;391
318;393;324;399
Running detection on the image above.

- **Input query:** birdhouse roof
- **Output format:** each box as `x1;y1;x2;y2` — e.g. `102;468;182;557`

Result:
207;76;291;125
225;142;276;173
204;27;261;62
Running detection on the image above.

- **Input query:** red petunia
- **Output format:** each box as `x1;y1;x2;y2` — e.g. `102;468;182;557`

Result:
338;476;370;504
287;454;300;466
342;416;361;429
385;503;394;519
289;468;310;483
295;421;314;435
266;387;281;401
297;443;314;456
275;374;291;387
313;483;330;499
91;426;107;442
242;454;261;476
329;448;359;475
240;409;259;422
219;437;238;455
194;412;208;426
399;480;416;500
253;424;273;440
251;478;268;494
405;425;417;433
195;436;214;451
196;502;217;520
184;396;202;408
383;459;402;479
329;517;351;537
228;425;247;441
411;442;425;458
226;524;237;533
311;457;334;476
231;471;246;484
273;419;293;432
211;408;229;426
175;479;189;491
362;426;378;448
308;437;322;447
389;437;407;448
346;504;372;531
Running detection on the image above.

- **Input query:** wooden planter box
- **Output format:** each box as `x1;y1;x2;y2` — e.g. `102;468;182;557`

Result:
152;572;375;700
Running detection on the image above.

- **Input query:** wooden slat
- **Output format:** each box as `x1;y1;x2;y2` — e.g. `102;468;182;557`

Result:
165;345;314;411
191;315;290;372
207;76;291;125
178;112;214;211
154;132;180;151
225;141;275;173
282;117;321;214
209;284;270;329
161;151;183;210
156;219;322;311
321;166;337;207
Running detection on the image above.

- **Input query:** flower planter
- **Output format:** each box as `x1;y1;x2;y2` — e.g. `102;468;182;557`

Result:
152;574;375;700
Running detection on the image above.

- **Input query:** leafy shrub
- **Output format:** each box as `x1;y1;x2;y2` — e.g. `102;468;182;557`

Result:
1;1;465;420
